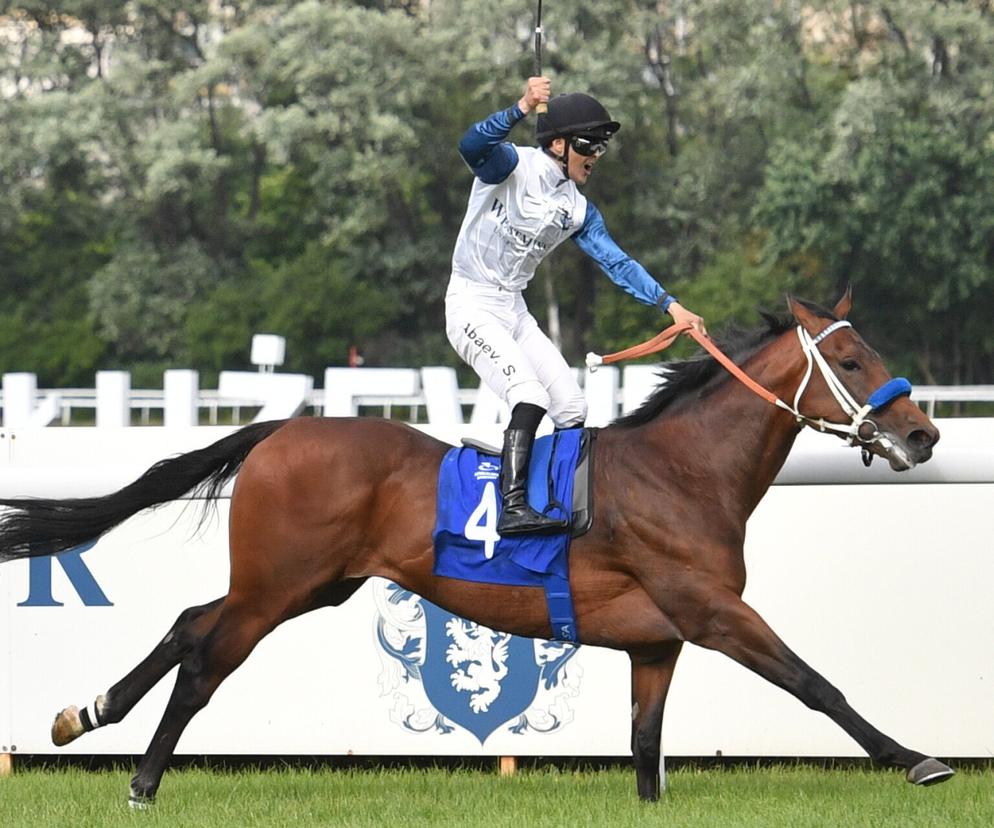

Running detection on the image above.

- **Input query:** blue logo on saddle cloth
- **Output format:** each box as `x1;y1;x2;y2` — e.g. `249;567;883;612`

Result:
433;429;583;642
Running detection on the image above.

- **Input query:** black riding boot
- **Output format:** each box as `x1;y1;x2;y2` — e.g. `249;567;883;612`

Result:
496;428;569;536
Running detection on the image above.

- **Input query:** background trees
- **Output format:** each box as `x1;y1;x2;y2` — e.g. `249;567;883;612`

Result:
1;0;992;386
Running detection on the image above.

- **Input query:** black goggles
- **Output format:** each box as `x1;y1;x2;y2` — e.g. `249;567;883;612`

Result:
568;136;609;157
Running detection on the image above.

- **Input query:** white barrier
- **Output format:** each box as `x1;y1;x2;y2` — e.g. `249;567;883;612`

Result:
5;367;994;428
0;421;992;759
163;370;199;428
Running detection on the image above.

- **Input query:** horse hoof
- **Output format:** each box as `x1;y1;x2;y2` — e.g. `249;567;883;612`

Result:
51;706;84;747
128;787;155;810
907;757;955;786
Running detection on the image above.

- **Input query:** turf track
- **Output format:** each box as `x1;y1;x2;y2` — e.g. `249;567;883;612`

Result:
1;764;992;827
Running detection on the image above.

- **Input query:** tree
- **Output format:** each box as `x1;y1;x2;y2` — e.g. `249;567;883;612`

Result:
0;0;991;387
755;0;994;382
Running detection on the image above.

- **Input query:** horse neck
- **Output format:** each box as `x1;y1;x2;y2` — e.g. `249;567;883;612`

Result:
728;333;812;508
647;330;809;521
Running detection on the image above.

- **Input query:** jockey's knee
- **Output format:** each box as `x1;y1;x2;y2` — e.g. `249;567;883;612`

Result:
507;380;551;414
549;395;587;429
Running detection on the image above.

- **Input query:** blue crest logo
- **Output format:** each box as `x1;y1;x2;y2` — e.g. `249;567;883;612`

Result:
374;580;581;744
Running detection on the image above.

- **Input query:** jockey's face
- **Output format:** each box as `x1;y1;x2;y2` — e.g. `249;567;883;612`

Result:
548;137;605;185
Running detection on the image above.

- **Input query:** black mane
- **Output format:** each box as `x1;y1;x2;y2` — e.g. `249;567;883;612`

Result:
612;302;838;428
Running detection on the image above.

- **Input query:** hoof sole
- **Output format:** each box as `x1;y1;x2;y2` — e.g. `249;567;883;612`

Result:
51;706;84;747
907;757;955;786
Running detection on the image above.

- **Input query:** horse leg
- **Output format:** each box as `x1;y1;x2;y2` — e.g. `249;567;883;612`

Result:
688;590;954;785
51;597;224;747
630;642;683;802
126;598;276;807
126;578;365;806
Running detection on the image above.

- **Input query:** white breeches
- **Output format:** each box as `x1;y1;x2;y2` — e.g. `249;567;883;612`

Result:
445;275;587;428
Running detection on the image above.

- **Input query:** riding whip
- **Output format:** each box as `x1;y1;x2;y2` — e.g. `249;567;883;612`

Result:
534;0;547;114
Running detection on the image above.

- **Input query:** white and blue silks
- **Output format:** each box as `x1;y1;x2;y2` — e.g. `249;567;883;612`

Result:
451;103;676;312
433;429;583;643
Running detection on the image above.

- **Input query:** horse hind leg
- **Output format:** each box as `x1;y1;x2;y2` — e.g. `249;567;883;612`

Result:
125;578;368;807
126;596;290;807
51;597;224;747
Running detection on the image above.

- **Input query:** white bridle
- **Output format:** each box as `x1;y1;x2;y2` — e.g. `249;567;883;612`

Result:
774;321;904;456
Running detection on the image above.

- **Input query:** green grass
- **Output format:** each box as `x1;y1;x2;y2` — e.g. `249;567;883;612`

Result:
0;764;991;827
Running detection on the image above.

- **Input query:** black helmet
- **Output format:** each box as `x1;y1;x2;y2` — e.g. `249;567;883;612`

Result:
535;93;621;145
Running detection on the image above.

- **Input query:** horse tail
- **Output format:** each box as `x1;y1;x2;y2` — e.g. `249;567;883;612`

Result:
0;419;289;563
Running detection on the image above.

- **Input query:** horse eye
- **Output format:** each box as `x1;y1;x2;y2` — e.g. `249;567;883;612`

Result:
840;359;861;372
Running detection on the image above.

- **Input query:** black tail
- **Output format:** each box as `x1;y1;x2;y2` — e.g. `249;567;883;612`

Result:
0;420;289;562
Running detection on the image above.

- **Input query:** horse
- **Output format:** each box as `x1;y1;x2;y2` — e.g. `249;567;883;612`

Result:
0;292;953;806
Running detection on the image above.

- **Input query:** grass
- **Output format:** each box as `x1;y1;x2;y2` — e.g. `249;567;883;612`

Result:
0;763;991;827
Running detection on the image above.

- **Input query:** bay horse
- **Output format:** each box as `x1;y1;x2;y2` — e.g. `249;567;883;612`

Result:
0;293;953;806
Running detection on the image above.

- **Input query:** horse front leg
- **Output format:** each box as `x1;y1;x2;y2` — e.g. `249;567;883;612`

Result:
630;642;683;801
51;597;224;747
687;590;953;786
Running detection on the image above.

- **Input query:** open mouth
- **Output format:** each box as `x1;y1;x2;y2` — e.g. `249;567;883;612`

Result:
582;160;594;175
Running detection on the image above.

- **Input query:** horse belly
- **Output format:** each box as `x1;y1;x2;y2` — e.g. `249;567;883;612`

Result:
406;579;555;640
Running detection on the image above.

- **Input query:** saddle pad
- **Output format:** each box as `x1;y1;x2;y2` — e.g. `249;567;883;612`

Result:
433;429;585;641
434;429;581;579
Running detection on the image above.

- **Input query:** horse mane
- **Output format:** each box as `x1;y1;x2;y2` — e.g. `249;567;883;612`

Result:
612;300;838;427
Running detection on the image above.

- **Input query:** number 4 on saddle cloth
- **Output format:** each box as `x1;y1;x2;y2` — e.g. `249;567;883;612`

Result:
432;428;595;643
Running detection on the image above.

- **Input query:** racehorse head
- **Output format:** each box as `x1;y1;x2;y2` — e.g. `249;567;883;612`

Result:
788;288;939;471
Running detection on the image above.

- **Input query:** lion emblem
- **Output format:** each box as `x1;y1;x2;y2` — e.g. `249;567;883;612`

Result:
444;619;510;713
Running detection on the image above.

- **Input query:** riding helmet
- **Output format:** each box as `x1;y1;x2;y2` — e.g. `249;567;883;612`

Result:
535;93;621;145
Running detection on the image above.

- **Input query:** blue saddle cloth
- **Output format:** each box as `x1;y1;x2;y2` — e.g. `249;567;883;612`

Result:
433;429;583;642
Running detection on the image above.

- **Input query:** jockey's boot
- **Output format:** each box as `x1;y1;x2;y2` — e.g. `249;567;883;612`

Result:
496;428;569;536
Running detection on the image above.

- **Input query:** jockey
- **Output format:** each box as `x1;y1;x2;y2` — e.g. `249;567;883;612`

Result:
446;76;706;536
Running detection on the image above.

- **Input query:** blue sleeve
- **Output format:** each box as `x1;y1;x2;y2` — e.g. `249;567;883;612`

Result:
457;104;525;185
573;203;676;312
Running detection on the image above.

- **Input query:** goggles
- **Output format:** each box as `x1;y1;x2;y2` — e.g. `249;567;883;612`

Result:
569;136;609;157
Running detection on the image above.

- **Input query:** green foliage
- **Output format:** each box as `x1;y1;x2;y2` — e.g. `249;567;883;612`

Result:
258;240;402;377
89;239;220;362
1;0;992;387
755;1;994;381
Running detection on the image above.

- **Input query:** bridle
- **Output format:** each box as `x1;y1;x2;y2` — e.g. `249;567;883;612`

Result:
586;320;913;464
790;321;911;455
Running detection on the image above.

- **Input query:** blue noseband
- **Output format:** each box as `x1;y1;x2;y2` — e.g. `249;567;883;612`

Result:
866;377;912;411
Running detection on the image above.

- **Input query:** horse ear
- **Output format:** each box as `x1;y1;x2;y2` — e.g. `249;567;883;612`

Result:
786;295;819;331
833;284;853;319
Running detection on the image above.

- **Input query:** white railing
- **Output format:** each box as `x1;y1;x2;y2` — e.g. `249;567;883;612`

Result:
1;369;992;428
911;385;994;417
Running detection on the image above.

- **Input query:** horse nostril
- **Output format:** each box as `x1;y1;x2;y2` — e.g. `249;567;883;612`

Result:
908;428;937;452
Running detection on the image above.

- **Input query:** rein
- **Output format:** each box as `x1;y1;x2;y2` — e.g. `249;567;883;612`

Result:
586;322;913;456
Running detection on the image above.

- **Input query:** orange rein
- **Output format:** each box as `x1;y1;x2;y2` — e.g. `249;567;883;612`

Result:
588;323;782;408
